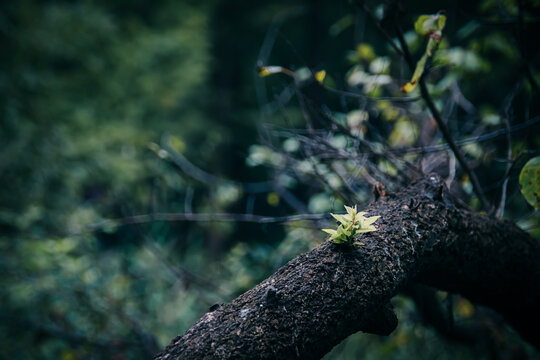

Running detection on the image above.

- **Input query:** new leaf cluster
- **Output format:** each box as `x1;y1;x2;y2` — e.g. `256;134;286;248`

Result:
322;205;380;245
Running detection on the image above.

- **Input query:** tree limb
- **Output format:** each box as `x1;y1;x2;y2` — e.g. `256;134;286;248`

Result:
155;176;540;359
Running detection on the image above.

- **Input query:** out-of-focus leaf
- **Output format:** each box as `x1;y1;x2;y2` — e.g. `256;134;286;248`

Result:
258;65;284;77
519;157;540;210
463;142;483;159
389;118;419;146
401;53;428;93
266;192;280;206
456;298;475;318
329;14;355;36
402;13;446;93
283;138;300;153
357;43;376;61
414;14;446;36
308;193;333;213
216;183;242;206
369;57;391;75
315;70;326;84
456;20;480;40
294;67;312;82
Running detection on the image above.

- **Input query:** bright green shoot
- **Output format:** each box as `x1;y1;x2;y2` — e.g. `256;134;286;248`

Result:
322;205;381;245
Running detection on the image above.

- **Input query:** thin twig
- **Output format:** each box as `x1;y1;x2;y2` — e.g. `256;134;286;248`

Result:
277;89;350;202
392;22;492;212
325;86;421;104
70;213;330;236
161;137;272;194
396;115;540;154
357;0;403;56
272;182;310;213
496;83;521;217
320;104;422;180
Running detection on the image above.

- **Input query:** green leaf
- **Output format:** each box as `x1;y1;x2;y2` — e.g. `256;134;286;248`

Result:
258;66;283;77
414;15;433;35
401;51;428;93
344;205;357;216
519;157;540;210
314;70;326;84
357;226;377;233
402;13;445;93
361;215;381;227
331;213;350;224
322;229;337;235
414;14;446;36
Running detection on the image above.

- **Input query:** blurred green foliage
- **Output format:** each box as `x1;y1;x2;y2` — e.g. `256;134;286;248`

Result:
0;0;538;359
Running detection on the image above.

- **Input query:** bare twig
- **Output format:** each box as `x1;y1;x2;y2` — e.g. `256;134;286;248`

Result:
184;186;194;214
161;137;272;194
324;86;421;104
276;89;351;201
397;115;540;154
319;105;422;181
449;82;476;115
357;0;403;56
71;213;329;236
272;182;310;213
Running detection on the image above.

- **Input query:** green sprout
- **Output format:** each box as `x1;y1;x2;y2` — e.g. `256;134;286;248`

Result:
322;205;380;245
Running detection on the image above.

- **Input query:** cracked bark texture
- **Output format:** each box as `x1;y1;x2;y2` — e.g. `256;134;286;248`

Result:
155;175;540;359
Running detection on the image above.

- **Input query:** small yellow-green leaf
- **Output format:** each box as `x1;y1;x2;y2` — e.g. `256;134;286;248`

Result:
357;226;377;233
340;226;352;237
334;237;346;244
344;205;357;216
404;13;445;92
400;81;417;93
322;228;338;235
356;43;376;61
330;213;344;224
362;215;381;227
315;70;326;84
329;14;355;36
266;192;280;206
401;53;428;93
332;213;352;224
258;66;283;77
519;156;540;210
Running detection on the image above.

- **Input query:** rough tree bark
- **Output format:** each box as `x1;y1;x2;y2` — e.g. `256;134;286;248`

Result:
154;175;540;359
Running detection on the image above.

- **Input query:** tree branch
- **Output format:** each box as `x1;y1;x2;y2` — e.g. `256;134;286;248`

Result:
154;176;540;359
